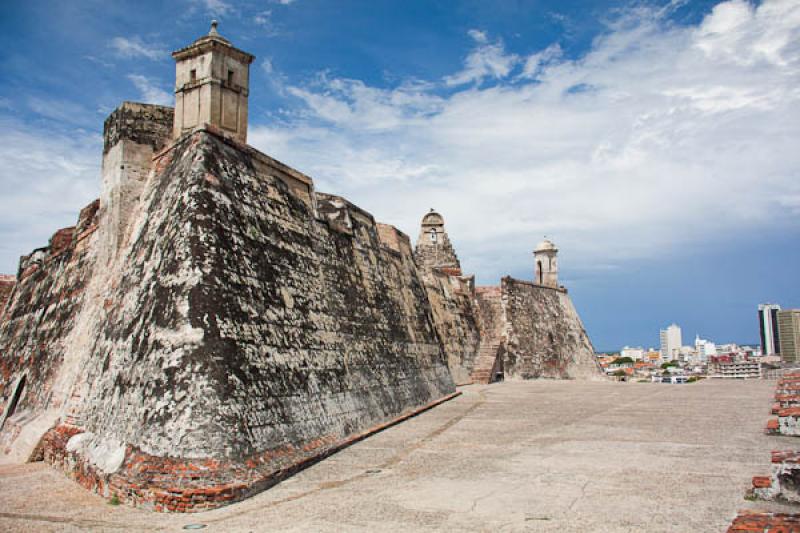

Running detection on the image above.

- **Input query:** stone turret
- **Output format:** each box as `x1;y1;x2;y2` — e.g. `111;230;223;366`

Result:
414;209;462;275
534;238;558;288
172;21;255;143
100;102;174;261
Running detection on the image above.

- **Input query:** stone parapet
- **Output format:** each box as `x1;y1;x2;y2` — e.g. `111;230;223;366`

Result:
103;102;174;155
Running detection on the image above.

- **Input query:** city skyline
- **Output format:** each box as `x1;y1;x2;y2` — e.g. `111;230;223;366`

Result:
1;0;799;350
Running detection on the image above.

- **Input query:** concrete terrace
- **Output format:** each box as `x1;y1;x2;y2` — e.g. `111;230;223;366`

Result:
0;379;793;532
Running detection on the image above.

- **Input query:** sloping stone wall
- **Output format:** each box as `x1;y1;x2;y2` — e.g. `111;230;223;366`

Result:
421;269;481;385
43;129;455;509
0;200;100;460
501;276;600;379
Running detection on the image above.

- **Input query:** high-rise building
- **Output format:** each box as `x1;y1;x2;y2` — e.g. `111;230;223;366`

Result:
660;324;682;362
694;335;716;362
759;303;782;355
777;310;800;363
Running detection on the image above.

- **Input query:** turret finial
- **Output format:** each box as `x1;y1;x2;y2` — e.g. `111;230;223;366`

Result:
209;20;219;35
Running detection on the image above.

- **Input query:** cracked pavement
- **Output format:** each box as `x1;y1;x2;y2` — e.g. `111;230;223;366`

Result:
0;379;790;532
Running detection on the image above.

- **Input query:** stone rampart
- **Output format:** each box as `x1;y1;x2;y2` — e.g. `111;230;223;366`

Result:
421;269;481;385
500;276;600;379
100;103;174;261
24;128;454;510
0;199;100;461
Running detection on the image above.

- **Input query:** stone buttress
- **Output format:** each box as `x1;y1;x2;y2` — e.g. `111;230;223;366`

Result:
0;115;456;510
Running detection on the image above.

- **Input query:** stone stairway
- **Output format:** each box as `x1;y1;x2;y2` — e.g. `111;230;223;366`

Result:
471;340;502;384
471;287;505;384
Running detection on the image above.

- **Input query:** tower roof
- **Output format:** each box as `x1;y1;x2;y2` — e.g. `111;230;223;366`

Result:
421;209;444;227
535;238;557;252
172;20;255;64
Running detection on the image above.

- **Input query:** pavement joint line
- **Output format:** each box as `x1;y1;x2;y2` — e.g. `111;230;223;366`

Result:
0;511;153;530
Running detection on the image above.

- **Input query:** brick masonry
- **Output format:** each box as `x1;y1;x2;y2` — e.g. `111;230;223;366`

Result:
734;373;800;532
727;511;800;532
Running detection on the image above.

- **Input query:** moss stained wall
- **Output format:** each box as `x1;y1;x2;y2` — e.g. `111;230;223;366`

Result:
501;276;600;380
420;269;481;385
0;201;99;457
75;129;454;463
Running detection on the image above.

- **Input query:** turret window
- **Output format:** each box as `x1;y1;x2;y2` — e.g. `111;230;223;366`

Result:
227;70;234;85
429;230;437;243
190;69;197;82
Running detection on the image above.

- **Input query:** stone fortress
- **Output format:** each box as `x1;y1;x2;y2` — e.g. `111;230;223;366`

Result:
0;23;599;512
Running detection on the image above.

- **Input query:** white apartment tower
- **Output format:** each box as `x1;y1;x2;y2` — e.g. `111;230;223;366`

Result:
759;304;782;356
660;324;682;362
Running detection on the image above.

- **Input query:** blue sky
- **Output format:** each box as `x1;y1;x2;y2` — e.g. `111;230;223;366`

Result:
1;0;798;351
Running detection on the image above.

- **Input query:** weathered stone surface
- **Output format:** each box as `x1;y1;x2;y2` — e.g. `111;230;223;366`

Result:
100;102;174;262
751;450;800;503
412;211;482;384
413;210;461;275
103;102;174;155
471;287;506;384
421;268;481;385
0;125;455;510
0;275;14;317
411;210;600;384
500;277;600;380
0;200;100;462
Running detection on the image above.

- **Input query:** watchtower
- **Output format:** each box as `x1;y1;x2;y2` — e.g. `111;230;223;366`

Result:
534;238;558;288
172;21;255;143
414;209;461;275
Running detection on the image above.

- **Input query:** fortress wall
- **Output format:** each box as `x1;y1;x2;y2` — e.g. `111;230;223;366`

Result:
501;276;600;380
43;129;454;510
0;275;15;317
0;200;100;460
422;269;481;385
100;103;174;261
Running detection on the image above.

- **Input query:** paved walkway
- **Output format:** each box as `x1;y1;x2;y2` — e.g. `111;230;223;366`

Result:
0;380;793;532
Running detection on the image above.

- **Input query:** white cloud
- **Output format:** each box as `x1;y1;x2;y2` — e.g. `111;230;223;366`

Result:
254;10;272;26
189;0;233;16
444;30;519;86
520;43;563;79
249;0;800;283
0;118;100;273
127;75;173;106
110;37;164;61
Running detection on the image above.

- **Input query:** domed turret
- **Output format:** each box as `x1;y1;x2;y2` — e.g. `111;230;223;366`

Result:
414;209;461;275
535;238;557;253
534;237;558;288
